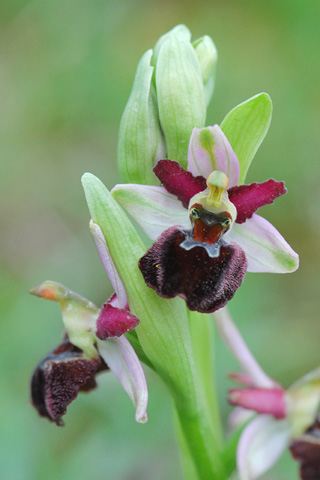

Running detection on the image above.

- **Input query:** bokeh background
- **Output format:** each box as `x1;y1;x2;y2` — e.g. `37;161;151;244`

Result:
1;0;320;478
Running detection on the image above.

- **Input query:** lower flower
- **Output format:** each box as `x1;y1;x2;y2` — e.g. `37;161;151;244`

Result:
30;220;149;425
217;309;320;480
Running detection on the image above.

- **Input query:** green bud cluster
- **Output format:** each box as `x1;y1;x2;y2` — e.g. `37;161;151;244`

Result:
117;25;218;184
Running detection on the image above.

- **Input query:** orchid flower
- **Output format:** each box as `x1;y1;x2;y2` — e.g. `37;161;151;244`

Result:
214;308;320;480
30;220;148;426
112;123;299;314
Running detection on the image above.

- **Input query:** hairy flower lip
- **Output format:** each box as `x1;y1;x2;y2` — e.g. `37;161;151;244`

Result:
139;225;247;313
31;338;107;426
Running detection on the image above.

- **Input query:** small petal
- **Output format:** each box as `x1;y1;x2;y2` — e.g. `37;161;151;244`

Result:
187;125;240;187
31;339;105;425
237;415;291;480
97;337;148;423
112;183;188;240
153;159;206;208
228;214;299;273
90;220;128;308
228;179;287;224
139;226;247;313
228;388;286;419
290;418;320;480
215;308;277;389
96;302;139;339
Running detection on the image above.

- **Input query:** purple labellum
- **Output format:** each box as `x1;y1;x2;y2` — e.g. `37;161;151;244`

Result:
154;160;206;208
290;417;320;480
31;338;107;426
139;224;247;313
96;302;140;340
228;180;287;224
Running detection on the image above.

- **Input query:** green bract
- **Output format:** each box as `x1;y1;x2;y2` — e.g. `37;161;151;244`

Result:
117;50;165;186
117;25;217;183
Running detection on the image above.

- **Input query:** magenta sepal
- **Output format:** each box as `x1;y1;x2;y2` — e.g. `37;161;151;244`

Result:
96;301;140;340
228;387;287;419
153;159;287;223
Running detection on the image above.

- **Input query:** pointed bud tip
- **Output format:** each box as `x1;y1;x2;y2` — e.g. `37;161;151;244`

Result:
29;281;62;302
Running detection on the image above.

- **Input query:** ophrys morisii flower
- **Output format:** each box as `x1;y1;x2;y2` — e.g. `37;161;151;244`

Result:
30;221;148;426
113;125;299;313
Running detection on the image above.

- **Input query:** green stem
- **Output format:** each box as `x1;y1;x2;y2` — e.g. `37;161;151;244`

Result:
174;395;226;480
189;310;224;447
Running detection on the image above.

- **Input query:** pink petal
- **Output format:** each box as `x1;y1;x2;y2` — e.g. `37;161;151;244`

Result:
228;179;287;224
187;125;240;187
89;221;128;308
237;415;290;480
153;159;206;208
96;302;139;339
228;387;286;419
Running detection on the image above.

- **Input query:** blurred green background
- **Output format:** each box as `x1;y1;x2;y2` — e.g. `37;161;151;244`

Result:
1;0;319;478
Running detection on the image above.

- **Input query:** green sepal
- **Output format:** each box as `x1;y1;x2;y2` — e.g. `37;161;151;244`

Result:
220;93;272;184
117;49;165;185
193;35;218;106
155;29;206;168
